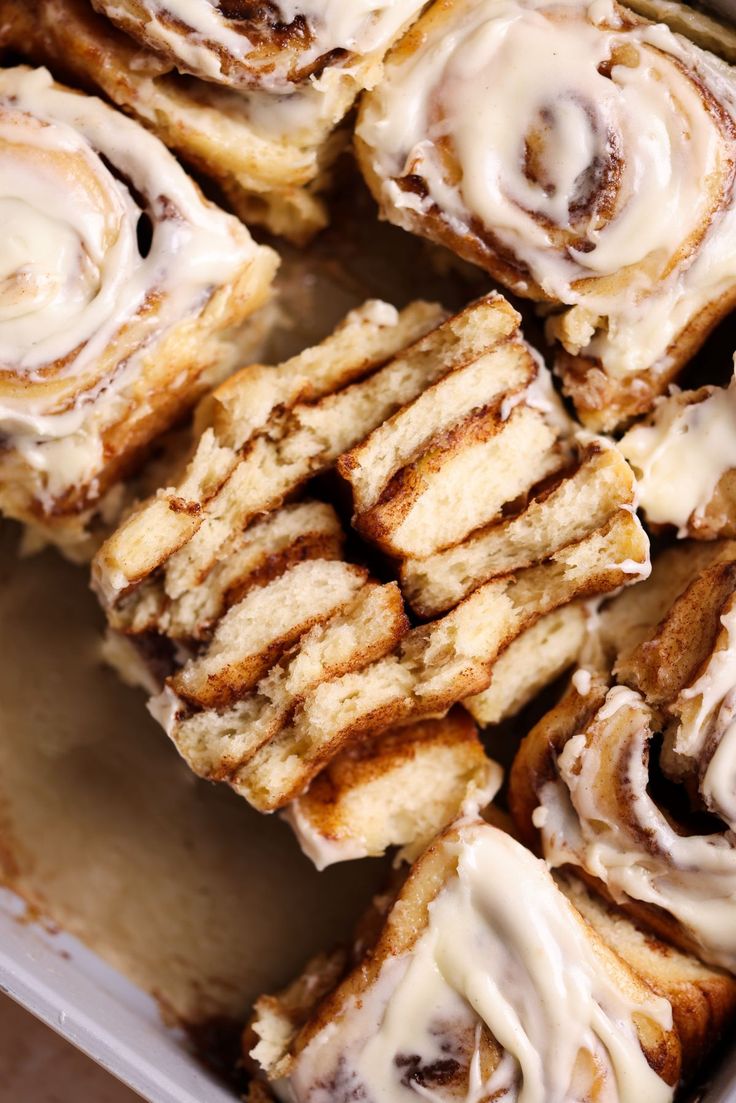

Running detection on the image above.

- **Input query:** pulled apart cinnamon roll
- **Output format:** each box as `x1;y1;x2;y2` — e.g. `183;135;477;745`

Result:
93;295;647;825
284;709;501;868
357;0;736;430
620;368;736;537
247;820;720;1102
511;540;736;972
0;66;277;553
336;298;648;725
0;0;427;241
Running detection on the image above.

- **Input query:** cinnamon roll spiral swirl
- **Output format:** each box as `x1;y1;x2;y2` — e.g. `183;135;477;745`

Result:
356;0;736;429
511;543;736;971
91;0;428;91
0;66;277;550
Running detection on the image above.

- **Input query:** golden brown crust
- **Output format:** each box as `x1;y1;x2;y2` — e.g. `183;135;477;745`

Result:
597;539;736;664
615;560;736;705
509;677;610;850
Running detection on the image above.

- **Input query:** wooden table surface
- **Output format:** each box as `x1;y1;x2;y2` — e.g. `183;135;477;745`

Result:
0;993;141;1103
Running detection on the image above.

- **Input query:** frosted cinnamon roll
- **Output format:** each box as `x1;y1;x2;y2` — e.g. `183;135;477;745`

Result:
0;66;277;551
620;370;736;538
511;542;736;971
0;0;427;242
248;821;686;1102
356;0;736;430
91;0;430;92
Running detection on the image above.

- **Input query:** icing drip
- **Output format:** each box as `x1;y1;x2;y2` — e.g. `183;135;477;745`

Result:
286;824;673;1103
620;372;736;533
357;0;736;379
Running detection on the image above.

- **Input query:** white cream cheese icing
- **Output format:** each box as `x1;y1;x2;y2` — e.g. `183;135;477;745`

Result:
357;0;736;380
620;373;736;533
283;823;674;1102
100;0;426;90
572;668;593;696
539;681;736;970
0;66;262;502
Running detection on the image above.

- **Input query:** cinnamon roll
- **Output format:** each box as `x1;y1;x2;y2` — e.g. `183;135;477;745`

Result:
0;66;277;552
511;541;736;971
101;495;502;858
94;296;647;819
248;820;703;1102
356;0;736;430
0;0;427;242
90;0;430;92
337;318;647;725
230;493;645;812
284;709;501;868
620;370;736;537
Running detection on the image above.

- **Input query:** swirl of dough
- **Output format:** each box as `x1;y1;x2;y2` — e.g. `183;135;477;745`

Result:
511;554;736;971
356;0;736;428
0;66;277;538
91;0;427;91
